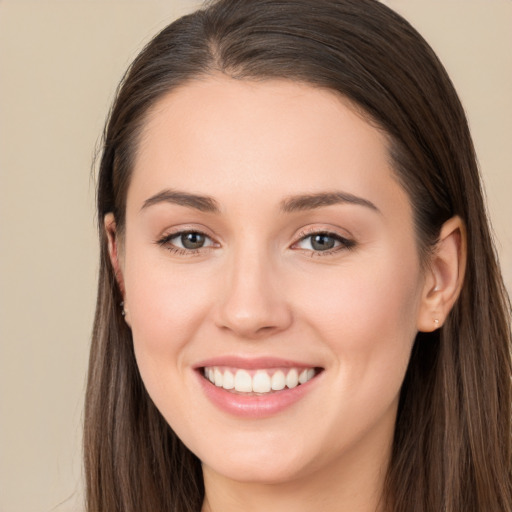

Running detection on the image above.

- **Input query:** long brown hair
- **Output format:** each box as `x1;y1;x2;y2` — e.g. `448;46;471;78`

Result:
85;1;512;510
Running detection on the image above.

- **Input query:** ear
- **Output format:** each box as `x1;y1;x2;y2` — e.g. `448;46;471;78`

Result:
417;216;466;332
104;213;126;299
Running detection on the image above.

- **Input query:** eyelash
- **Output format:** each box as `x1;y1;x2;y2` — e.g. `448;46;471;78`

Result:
156;229;356;257
156;230;216;256
293;229;356;257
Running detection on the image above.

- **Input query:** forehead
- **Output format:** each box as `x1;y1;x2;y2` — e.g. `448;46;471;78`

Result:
128;76;409;220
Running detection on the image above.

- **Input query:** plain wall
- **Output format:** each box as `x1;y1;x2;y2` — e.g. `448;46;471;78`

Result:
0;2;510;511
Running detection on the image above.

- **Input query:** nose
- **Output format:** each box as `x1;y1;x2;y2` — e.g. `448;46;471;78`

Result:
214;247;293;339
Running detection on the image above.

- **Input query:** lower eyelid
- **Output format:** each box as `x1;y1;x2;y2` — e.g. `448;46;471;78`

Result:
166;246;210;256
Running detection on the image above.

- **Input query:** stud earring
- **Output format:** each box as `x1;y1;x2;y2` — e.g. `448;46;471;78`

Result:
434;318;440;326
120;301;126;317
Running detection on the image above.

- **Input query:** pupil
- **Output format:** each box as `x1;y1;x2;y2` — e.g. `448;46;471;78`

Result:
181;232;205;249
311;234;335;251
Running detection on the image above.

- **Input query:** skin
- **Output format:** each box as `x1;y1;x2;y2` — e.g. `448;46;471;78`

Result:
106;76;465;512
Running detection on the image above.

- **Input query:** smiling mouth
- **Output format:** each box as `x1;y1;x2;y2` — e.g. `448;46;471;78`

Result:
201;366;323;395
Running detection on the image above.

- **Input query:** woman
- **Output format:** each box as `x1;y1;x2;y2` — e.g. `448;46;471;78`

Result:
84;0;512;510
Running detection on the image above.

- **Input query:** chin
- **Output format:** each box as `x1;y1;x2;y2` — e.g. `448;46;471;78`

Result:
196;431;324;485
203;456;310;485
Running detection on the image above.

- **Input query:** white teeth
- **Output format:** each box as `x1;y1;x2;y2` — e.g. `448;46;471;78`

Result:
234;369;252;392
214;368;223;387
285;369;299;389
252;371;271;393
222;370;235;390
271;370;286;391
298;369;309;384
204;366;317;394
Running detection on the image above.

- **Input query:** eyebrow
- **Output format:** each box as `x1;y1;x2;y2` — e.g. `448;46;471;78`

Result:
141;189;379;215
141;189;220;213
280;191;380;214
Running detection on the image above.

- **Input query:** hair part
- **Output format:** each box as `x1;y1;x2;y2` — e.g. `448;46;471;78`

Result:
85;1;512;510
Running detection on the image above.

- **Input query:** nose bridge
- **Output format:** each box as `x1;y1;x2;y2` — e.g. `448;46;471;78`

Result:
216;236;291;338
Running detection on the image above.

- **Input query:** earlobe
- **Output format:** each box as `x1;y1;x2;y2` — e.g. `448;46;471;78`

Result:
417;216;467;332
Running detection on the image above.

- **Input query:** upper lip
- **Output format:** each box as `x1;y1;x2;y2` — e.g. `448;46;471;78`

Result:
193;356;322;370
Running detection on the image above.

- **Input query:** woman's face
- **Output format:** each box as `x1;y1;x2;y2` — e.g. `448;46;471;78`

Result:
115;76;432;485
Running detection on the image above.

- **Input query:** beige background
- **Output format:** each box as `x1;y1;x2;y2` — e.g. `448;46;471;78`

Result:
0;1;510;511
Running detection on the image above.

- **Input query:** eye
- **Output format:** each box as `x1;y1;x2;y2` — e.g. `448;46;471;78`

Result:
158;230;216;251
294;231;355;253
175;232;210;250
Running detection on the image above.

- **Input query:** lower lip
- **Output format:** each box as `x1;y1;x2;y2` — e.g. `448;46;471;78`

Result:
196;370;321;418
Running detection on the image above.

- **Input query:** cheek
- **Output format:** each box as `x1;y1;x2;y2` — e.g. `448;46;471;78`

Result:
293;249;422;392
298;255;421;337
288;257;422;446
123;254;216;385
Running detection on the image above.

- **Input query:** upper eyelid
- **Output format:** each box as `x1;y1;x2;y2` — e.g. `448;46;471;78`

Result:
294;226;354;241
157;226;217;242
167;229;212;240
297;231;346;241
293;232;352;246
168;231;214;243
